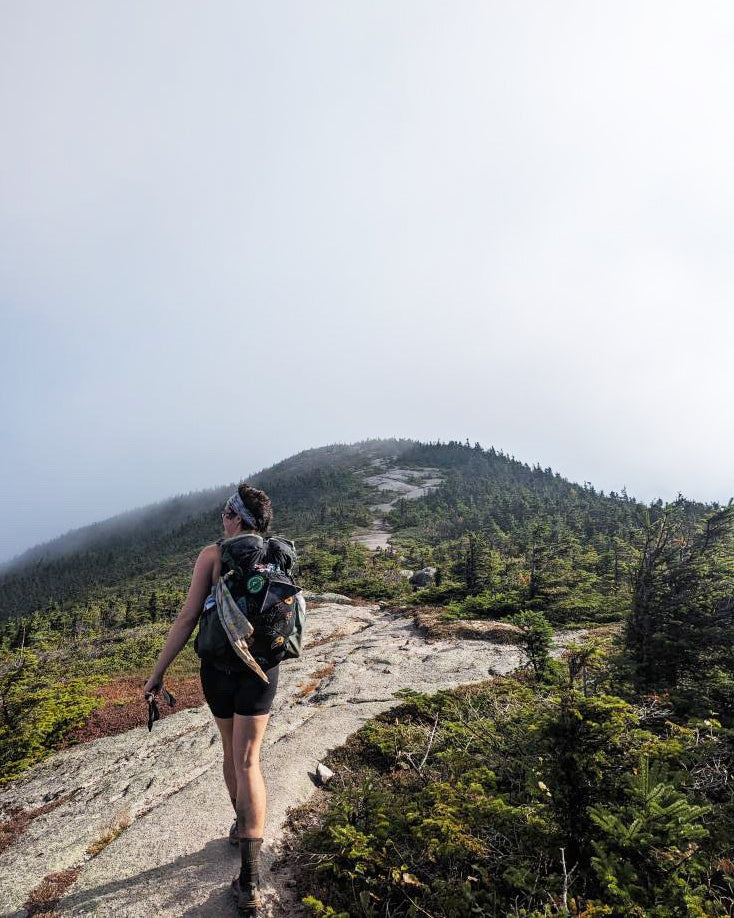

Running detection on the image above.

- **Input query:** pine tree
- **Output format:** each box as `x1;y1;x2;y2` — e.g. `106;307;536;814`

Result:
510;610;553;679
589;756;710;913
464;532;495;595
625;505;734;707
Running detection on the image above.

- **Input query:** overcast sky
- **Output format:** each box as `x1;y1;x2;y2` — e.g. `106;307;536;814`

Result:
2;1;733;563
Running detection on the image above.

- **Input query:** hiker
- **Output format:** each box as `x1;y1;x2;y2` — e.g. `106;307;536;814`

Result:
143;483;289;914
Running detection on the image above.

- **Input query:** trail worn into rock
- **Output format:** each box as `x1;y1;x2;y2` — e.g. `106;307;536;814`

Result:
0;601;577;918
351;463;444;551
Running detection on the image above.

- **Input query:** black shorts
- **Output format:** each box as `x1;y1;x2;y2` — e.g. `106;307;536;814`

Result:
200;659;280;718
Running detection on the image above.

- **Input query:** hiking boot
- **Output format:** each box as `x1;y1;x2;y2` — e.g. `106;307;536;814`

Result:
228;817;239;846
232;876;262;913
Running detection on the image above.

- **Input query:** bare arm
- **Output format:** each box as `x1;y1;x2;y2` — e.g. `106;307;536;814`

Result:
143;546;217;696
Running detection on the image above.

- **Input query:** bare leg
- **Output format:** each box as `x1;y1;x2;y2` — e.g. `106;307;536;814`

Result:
213;715;237;811
232;712;270;838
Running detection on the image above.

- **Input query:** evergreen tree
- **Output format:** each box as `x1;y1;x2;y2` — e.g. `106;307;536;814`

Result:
589;756;710;914
625;505;734;710
510;610;554;679
463;532;496;595
147;590;158;623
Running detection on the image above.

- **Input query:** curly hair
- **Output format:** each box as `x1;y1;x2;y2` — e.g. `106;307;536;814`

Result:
237;482;273;534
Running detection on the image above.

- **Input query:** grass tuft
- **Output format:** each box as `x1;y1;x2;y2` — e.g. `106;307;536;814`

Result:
85;807;132;858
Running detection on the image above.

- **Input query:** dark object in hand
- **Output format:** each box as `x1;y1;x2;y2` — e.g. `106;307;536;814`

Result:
146;686;176;732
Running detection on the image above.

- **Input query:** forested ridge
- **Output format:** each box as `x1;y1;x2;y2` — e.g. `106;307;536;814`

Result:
3;437;725;627
0;438;414;623
376;441;728;633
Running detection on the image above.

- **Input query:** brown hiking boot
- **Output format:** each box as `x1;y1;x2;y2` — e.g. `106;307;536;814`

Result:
231;876;262;913
228;817;239;846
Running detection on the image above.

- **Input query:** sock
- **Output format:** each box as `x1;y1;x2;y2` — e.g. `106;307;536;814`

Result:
239;837;263;887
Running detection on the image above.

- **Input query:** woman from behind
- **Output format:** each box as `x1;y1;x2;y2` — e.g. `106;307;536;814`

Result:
143;482;280;915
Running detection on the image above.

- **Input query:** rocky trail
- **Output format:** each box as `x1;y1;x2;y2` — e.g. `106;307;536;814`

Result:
351;462;443;551
0;598;584;918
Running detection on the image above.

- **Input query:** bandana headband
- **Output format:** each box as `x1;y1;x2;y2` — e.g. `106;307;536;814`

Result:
226;491;259;531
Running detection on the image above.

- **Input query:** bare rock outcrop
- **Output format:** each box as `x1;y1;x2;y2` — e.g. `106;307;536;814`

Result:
352;466;444;551
301;590;354;605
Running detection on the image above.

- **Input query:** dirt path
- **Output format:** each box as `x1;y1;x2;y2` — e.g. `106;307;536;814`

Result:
351;462;444;552
0;600;581;918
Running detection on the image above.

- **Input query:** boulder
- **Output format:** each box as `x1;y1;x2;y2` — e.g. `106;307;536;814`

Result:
409;567;437;588
302;590;354;605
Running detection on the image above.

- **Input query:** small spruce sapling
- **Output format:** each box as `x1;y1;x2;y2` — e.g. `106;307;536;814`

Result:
510;610;554;680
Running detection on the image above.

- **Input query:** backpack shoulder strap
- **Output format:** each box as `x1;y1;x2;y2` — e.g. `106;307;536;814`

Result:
220;535;266;585
218;540;240;582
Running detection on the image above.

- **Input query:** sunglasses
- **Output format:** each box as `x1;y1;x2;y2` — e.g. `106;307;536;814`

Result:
221;509;238;520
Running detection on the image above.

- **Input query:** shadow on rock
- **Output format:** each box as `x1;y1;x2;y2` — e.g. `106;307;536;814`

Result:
61;839;247;917
178;881;241;918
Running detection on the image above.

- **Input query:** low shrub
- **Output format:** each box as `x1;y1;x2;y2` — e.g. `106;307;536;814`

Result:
0;654;101;782
442;590;524;621
290;676;734;917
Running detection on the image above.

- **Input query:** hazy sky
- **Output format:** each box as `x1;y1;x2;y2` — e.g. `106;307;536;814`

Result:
2;1;733;563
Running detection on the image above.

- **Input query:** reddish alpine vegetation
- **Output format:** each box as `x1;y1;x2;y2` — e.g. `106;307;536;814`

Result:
23;867;80;916
0;794;72;857
62;676;205;745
